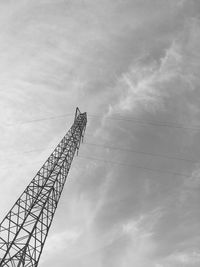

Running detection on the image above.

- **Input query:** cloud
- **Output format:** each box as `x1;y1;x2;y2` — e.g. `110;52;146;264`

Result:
77;14;200;267
107;18;200;117
0;1;200;267
158;250;200;267
44;229;81;255
99;209;162;267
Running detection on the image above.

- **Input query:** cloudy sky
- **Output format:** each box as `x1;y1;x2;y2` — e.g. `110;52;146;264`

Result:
0;0;200;266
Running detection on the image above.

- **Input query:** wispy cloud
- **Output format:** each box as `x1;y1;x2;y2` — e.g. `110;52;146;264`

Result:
0;1;200;267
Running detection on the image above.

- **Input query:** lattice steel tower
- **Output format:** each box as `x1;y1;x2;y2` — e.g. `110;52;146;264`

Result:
0;108;87;267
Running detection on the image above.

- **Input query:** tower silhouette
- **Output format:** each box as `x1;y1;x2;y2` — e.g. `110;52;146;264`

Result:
0;107;87;267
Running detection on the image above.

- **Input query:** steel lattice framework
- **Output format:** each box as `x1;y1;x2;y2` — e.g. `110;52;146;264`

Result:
0;108;87;267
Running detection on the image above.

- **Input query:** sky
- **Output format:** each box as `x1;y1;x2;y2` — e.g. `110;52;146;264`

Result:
0;0;200;266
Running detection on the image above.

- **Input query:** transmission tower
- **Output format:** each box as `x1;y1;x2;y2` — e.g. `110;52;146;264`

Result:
0;107;87;267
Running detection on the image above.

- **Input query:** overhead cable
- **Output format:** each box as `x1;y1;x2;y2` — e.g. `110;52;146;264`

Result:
78;155;192;179
84;142;199;164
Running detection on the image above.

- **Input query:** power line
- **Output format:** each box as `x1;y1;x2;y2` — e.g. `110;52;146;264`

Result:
0;160;42;170
78;155;192;178
2;112;200;131
83;142;199;164
6;114;73;126
88;114;200;131
2;142;199;169
0;148;48;160
0;151;194;178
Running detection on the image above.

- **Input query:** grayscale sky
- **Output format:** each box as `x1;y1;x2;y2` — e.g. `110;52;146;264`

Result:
0;0;200;266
